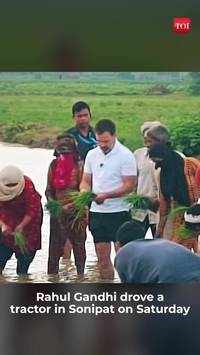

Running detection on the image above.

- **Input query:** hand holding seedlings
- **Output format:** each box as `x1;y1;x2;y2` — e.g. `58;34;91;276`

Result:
62;202;75;211
94;193;108;204
125;193;158;211
14;232;27;254
45;191;95;231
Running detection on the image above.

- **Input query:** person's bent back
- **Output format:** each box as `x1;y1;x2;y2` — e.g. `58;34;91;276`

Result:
115;238;200;283
114;216;200;283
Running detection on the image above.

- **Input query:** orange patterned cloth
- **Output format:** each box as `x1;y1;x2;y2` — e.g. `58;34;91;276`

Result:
160;157;200;251
184;157;200;203
195;166;200;186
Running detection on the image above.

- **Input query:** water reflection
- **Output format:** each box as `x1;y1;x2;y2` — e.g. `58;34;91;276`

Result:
0;143;119;283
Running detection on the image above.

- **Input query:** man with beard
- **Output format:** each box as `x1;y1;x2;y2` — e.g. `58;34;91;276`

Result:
66;101;97;161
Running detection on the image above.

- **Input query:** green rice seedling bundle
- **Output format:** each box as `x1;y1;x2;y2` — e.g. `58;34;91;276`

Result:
45;192;95;231
169;206;189;218
125;193;153;210
175;225;193;240
66;212;88;233
61;191;95;231
68;191;96;219
14;232;27;254
45;198;62;218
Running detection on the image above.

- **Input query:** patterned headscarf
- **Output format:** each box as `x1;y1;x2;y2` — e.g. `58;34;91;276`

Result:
53;133;79;160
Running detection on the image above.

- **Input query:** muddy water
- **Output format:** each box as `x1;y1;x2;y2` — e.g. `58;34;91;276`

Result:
0;143;121;283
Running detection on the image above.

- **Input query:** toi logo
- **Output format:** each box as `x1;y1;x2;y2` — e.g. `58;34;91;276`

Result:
173;17;192;34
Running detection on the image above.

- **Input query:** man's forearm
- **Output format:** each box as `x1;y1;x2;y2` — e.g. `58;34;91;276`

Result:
104;182;135;199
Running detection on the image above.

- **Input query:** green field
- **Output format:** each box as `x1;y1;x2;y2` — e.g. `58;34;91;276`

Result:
0;80;199;152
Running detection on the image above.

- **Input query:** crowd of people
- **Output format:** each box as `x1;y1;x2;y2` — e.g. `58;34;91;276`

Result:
0;100;200;282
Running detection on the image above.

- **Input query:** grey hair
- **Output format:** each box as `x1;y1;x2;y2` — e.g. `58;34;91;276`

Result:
146;124;170;144
140;121;162;136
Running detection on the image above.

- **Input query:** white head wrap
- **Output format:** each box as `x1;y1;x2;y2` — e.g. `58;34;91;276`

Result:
0;166;25;202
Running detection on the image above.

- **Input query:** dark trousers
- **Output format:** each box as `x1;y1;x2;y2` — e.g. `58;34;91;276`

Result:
48;216;87;275
0;243;36;275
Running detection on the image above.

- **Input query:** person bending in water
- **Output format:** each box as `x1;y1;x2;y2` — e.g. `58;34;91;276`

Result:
115;201;200;283
0;166;43;275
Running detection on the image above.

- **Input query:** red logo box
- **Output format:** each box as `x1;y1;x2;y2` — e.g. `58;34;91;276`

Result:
173;17;192;34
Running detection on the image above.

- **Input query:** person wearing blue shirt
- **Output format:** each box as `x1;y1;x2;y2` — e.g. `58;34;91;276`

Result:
66;101;97;161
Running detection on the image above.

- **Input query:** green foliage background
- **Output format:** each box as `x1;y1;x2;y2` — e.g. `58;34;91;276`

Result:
0;74;199;155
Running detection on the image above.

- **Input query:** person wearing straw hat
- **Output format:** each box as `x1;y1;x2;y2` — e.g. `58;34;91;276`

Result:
0;166;43;275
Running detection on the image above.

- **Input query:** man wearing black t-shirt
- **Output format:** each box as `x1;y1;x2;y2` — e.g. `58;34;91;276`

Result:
66;101;97;161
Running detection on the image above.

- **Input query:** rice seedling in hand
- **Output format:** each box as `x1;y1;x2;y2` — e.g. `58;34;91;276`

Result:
175;225;193;240
66;212;88;233
169;206;189;218
45;191;95;231
45;198;62;218
14;232;27;254
125;193;155;210
68;191;96;218
64;191;95;231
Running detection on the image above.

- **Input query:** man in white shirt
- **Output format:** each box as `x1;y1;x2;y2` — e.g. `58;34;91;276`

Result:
80;119;137;280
